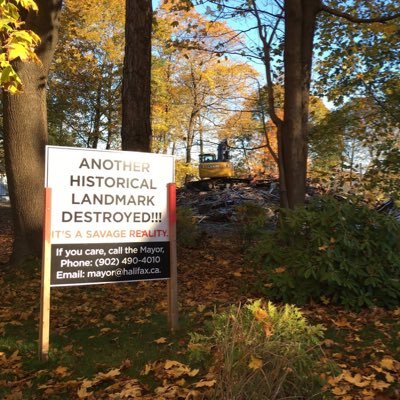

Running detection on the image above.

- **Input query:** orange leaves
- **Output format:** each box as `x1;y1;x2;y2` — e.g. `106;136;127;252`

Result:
253;307;268;321
249;301;274;338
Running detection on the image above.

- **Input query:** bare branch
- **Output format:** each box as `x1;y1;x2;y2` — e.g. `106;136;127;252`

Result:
252;0;283;127
320;5;400;23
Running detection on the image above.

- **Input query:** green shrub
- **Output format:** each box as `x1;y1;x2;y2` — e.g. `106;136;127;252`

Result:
234;202;268;245
250;196;400;308
190;300;329;400
177;206;201;248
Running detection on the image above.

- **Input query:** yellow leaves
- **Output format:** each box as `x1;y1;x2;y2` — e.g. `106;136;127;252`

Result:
77;368;121;399
331;385;348;396
194;379;216;388
197;304;206;313
0;57;22;94
382;371;395;383
16;0;38;12
331;317;352;328
54;366;70;377
7;30;40;61
104;313;116;323
77;381;93;399
248;355;263;370
143;359;199;381
139;359;211;398
371;380;390;390
272;266;286;274
97;368;121;380
154;337;168;344
392;307;400;317
380;356;396;371
342;371;370;388
0;0;42;92
108;380;143;398
327;355;399;399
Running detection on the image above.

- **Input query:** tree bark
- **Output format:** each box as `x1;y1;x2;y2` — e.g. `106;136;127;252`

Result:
121;0;152;152
282;0;319;208
3;0;62;264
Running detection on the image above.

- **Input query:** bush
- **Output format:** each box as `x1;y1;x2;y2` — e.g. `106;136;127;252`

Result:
176;206;201;248
190;300;328;400
250;196;400;308
234;202;268;245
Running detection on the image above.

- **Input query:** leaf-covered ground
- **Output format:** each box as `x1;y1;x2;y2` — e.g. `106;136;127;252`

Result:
0;205;399;399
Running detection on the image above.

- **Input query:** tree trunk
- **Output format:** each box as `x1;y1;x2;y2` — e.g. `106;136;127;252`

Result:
282;0;319;208
91;81;103;148
185;111;197;163
121;0;152;152
3;0;62;265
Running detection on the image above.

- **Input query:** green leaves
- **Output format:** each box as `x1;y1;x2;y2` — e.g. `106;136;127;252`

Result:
250;195;400;308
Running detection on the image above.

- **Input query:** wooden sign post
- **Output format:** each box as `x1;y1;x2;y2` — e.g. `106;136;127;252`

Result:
39;188;52;361
167;183;178;331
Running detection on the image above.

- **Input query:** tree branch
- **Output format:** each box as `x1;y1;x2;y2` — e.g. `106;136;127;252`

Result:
320;5;400;23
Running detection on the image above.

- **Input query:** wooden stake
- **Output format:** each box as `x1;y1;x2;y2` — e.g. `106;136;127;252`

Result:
39;187;52;361
167;183;178;331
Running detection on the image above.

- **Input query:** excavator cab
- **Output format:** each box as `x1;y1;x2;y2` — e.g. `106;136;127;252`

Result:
199;140;234;179
199;154;216;163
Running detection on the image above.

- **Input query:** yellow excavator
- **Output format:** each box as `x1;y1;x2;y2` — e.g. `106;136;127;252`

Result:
186;140;248;190
198;139;234;179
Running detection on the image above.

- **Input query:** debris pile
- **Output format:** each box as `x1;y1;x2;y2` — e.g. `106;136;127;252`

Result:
375;198;400;221
177;180;280;224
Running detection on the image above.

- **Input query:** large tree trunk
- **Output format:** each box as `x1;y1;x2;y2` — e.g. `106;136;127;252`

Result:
121;0;152;152
282;0;319;208
3;0;62;265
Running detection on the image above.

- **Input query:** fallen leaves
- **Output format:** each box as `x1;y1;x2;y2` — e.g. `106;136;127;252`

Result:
0;212;399;400
342;371;370;388
248;355;263;370
380;356;396;371
139;359;213;398
326;355;400;399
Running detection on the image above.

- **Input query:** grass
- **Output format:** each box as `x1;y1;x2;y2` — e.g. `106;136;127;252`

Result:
1;308;196;399
0;262;203;399
1;241;400;399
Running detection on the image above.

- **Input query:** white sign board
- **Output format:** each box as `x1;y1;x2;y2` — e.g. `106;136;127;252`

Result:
45;146;174;287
